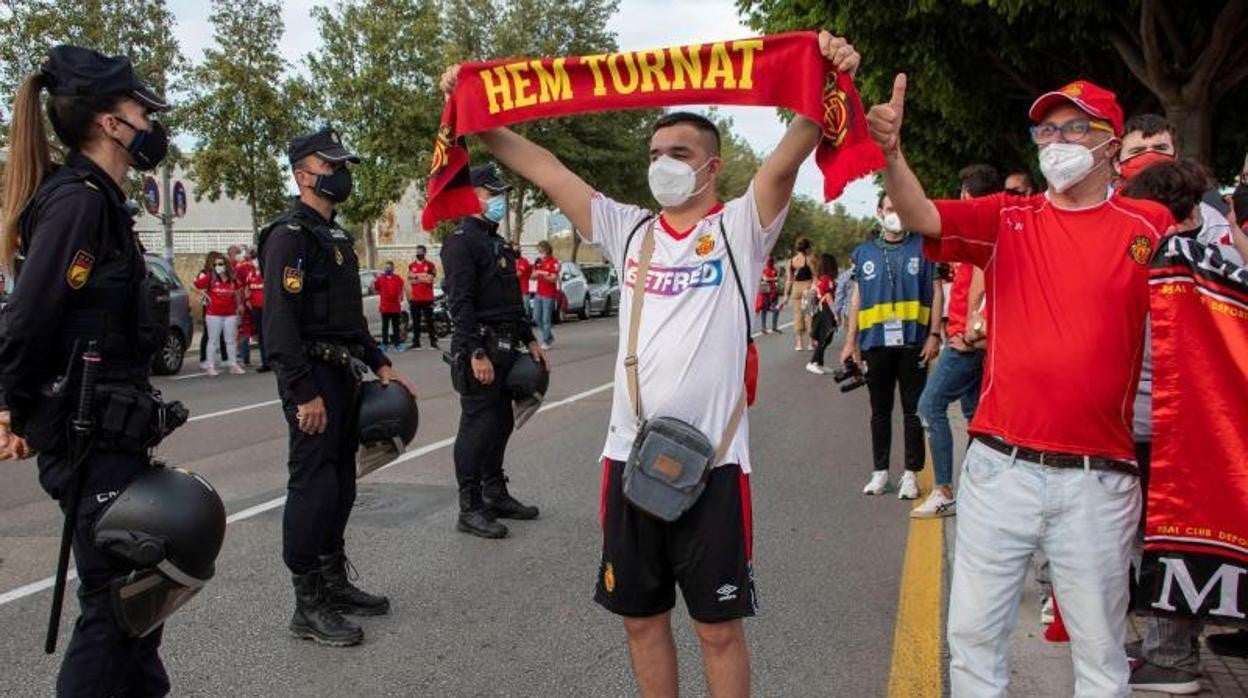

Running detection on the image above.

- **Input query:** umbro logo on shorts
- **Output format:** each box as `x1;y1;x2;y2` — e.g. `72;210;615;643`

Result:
716;584;739;602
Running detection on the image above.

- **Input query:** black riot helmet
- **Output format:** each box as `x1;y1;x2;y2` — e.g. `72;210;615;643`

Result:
356;381;419;477
506;353;549;430
92;465;226;637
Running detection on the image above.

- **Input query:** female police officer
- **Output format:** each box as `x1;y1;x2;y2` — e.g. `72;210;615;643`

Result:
0;46;174;695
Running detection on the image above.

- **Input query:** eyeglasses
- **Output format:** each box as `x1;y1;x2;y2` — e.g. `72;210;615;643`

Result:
1029;118;1114;144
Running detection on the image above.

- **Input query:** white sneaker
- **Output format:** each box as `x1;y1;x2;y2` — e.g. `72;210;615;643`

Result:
1040;594;1055;625
910;489;956;518
862;470;889;495
805;362;825;375
539;343;550;350
897;471;920;500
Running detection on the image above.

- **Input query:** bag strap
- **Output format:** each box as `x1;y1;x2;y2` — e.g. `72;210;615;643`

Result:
718;219;754;347
625;218;747;465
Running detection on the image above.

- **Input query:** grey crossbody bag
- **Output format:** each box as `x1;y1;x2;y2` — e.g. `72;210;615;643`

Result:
622;221;746;522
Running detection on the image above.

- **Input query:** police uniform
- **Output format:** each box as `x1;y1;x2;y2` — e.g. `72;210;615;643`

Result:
443;165;542;539
259;128;390;647
0;46;175;696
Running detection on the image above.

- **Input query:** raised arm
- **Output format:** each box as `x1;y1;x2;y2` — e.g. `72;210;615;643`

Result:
754;32;860;230
440;66;594;239
866;74;941;237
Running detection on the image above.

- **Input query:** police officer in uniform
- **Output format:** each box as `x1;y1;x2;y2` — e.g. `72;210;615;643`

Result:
443;164;547;539
0;46;177;695
259;127;417;647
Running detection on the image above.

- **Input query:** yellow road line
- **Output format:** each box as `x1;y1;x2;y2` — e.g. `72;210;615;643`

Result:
887;461;945;698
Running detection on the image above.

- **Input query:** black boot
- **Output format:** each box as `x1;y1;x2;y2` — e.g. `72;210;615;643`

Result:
457;488;508;539
318;552;390;616
483;475;539;520
289;572;363;647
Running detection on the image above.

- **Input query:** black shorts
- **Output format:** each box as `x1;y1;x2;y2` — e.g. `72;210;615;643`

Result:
594;458;756;623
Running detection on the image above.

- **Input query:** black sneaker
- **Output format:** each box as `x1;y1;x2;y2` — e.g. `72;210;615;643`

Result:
1129;662;1201;695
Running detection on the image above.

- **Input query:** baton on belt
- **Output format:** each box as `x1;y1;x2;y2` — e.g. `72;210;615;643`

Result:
45;340;100;654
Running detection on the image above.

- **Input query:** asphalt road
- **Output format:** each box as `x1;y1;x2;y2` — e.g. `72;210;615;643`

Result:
0;316;921;697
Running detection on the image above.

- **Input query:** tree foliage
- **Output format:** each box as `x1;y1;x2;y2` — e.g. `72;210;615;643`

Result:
182;0;299;234
737;0;1248;191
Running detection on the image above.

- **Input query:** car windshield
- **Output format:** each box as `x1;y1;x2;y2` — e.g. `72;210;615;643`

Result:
582;266;610;285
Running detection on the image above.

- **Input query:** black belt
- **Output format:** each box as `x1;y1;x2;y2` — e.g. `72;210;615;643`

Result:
305;341;364;367
975;435;1139;477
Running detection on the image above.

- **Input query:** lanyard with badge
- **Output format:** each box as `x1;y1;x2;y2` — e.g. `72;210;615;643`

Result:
877;234;907;347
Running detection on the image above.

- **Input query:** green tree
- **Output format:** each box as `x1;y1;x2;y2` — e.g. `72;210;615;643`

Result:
0;0;184;144
305;0;445;264
736;0;1248;190
182;0;299;235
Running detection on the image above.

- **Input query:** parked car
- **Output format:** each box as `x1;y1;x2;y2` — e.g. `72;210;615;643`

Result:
145;253;194;376
359;269;411;343
552;261;590;324
580;263;619;317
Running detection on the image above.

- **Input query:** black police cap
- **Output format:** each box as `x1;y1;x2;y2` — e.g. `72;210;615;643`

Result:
287;127;360;165
40;45;168;112
470;164;512;194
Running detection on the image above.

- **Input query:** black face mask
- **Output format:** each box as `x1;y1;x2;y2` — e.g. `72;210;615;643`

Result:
416;253;426;260
310;167;353;203
113;116;168;171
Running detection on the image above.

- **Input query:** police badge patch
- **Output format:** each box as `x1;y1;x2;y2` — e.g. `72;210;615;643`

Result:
1128;236;1154;266
334;247;344;266
66;250;94;289
283;266;304;293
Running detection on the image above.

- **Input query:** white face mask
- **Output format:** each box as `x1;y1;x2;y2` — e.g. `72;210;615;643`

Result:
1038;140;1113;194
880;212;903;234
648;155;712;209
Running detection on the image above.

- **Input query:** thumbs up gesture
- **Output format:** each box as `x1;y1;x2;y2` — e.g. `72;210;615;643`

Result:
867;73;907;156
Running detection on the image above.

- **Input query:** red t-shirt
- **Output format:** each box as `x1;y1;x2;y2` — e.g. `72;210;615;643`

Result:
946;262;975;337
815;273;835;305
761;264;779;298
194;272;240;316
515;255;532;295
375;272;405;314
928;192;1172;460
234;259;256;287
247;271;264;309
407;259;437;302
534;256;560;299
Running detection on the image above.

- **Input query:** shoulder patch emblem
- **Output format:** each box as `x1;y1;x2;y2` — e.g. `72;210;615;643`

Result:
1128;235;1153;266
695;234;715;257
334;247;344;266
283;266;304;293
66;250;94;289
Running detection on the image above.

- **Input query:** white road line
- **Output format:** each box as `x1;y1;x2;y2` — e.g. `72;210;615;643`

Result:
170;371;209;381
188;400;282;423
0;379;615;607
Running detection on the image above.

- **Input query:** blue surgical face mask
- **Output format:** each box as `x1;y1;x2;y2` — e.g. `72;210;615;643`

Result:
484;195;507;223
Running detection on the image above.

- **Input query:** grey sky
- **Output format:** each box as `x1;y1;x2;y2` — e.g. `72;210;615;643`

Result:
168;0;879;218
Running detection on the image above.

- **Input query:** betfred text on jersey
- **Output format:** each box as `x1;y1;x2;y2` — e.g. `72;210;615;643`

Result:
625;259;724;297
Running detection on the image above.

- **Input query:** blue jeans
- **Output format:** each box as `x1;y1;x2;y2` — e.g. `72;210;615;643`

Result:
917;346;984;486
532;296;555;344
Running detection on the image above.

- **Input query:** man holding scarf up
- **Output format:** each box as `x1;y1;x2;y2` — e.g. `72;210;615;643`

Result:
441;30;859;698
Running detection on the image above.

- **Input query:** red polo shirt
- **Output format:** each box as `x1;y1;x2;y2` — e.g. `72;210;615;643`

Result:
515;255;532;295
535;256;560;299
375;272;405;314
247;271;264;309
194;272;240;316
946;263;975;337
928;192;1172;461
407;259;436;302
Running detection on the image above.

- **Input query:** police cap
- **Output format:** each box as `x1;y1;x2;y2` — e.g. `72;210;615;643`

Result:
40;45;169;112
287;126;361;166
470;164;512;194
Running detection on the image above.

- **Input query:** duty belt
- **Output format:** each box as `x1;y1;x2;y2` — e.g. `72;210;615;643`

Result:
305;341;364;368
975;435;1139;477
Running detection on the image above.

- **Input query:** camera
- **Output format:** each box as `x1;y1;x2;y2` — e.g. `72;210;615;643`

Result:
832;359;867;393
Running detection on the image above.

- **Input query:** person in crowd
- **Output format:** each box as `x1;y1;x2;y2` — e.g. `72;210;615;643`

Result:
1003;170;1033;196
246;256;270;372
806;253;839;374
756;256;782;334
841;193;941;500
233;247;258;366
832;261;855;329
1118;157;1242;695
911;164;999;518
787;237;816;350
374;260;406;351
441;30;859;698
513;241;533;317
193;250;245;376
198;256;229;369
532;239;560;349
407;244;439;350
868;75;1174;695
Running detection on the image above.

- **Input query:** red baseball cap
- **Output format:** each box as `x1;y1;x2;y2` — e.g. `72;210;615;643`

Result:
1028;80;1124;137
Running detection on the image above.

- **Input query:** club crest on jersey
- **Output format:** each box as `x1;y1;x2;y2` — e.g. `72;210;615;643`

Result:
283;266;304;293
625;259;723;296
603;562;616;593
695;233;715;257
65;250;94;289
1128;236;1153;266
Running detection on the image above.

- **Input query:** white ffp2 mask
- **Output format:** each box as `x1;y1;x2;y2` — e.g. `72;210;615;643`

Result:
1039;140;1112;193
648;155;712;208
